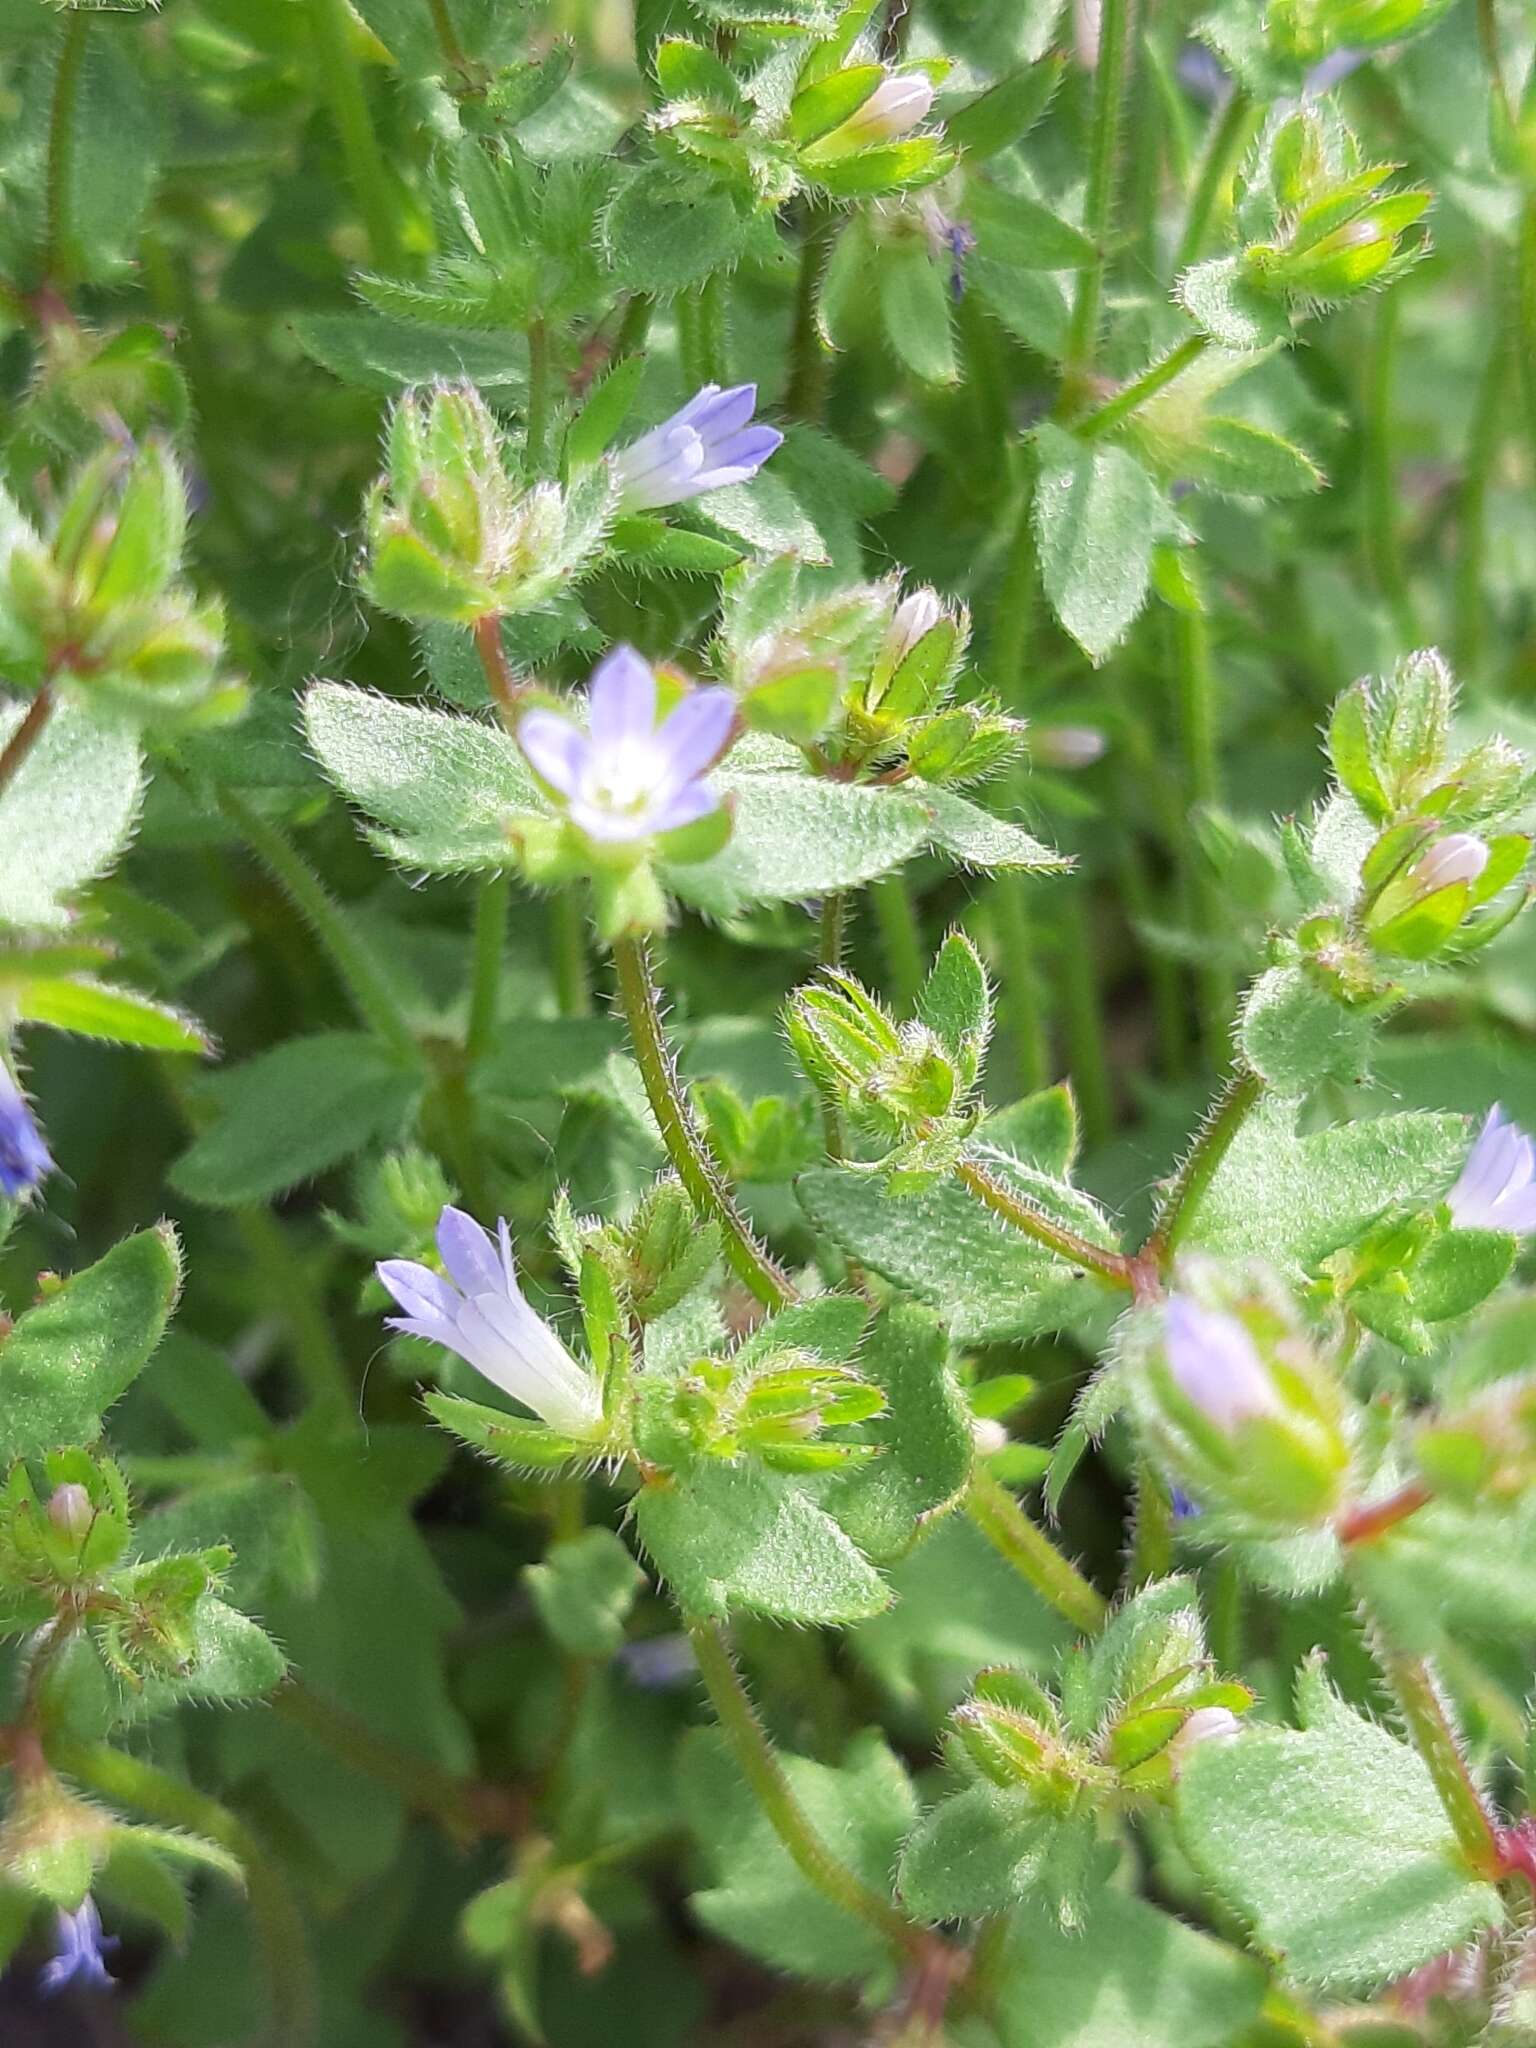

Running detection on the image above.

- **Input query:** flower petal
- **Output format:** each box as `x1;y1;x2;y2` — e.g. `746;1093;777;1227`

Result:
376;1258;460;1327
436;1206;506;1297
649;779;719;836
518;710;588;799
653;686;737;791
689;383;758;444
587;644;657;751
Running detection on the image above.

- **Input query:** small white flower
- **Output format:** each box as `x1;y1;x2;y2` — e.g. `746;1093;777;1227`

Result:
1163;1296;1284;1433
882;589;944;670
1033;725;1107;770
1446;1105;1536;1234
378;1207;604;1437
831;73;935;149
1168;1706;1244;1772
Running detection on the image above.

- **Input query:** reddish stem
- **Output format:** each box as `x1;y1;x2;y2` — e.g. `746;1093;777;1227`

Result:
472;614;523;727
1337;1481;1433;1547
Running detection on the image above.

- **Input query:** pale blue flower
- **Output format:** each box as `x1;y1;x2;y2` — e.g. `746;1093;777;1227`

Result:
40;1898;116;1996
518;645;735;845
611;384;782;513
0;1066;52;1200
1164;1295;1283;1432
1447;1105;1536;1234
378;1207;604;1436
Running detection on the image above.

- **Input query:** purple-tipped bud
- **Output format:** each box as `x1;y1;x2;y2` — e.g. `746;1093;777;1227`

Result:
1446;1105;1536;1235
378;1206;604;1436
1410;833;1488;896
1163;1296;1284;1433
0;1068;53;1201
47;1485;93;1540
39;1898;116;1996
518;644;735;847
611;385;783;514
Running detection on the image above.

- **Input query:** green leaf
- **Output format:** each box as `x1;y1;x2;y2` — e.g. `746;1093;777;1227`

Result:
1032;425;1167;663
665;771;932;917
1179;418;1325;498
0;699;143;928
878;242;958;386
291;313;529;394
797;1144;1118;1344
1239;964;1377;1094
981;1084;1079;1177
679;1725;915;1982
810;138;954;200
634;1457;890;1624
916;930;990;1071
564;352;648;472
602;167;748;293
0;1224;181;1461
916;785;1067;872
124;1597;288;1715
16;976;211;1054
304;681;545;871
966;183;1096;271
527;1527;644;1658
170;1033;423;1207
944;56;1063;161
988;1886;1267;2047
55;29;164;286
1347;1499;1536;1658
1184;1099;1468;1274
823;1302;973;1563
1176;255;1293;353
1179;1667;1503;1991
898;1781;1051;1921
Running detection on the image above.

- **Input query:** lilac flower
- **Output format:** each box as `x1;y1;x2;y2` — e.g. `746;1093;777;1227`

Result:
618;1633;697;1690
518;645;736;846
1446;1105;1536;1234
39;1899;116;1996
378;1207;604;1437
611;385;782;513
1163;1295;1284;1433
0;1066;53;1200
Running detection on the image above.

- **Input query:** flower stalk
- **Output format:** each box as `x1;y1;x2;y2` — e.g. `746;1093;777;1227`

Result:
965;1469;1108;1636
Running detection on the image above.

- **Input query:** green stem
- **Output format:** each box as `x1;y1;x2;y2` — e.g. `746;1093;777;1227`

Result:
783;205;840;424
0;683;56;803
1454;266;1509;678
685;1616;922;1958
525;316;554;473
685;270;729;384
1129;1459;1174;1586
1056;887;1114;1151
1171;597;1229;1061
966;1470;1108;1635
1364;288;1418;642
51;1738;320;2048
466;872;510;1065
1352;1593;1504;1882
815;892;852;1162
955;1158;1136;1291
613;934;794;1309
426;0;472;78
308;0;403;272
211;783;420;1067
235;1206;352;1419
1062;0;1136;391
1074;333;1207;442
551;891;591;1016
1174;88;1253;274
869;874;925;1014
991;877;1050;1095
274;1680;521;1840
1143;1064;1263;1266
44;9;88;286
614;292;654;359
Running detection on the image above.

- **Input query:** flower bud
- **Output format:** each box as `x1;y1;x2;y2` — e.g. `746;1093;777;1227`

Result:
1132;1261;1352;1531
0;1067;53;1202
951;1669;1085;1812
46;1485;93;1541
1033;725;1107;770
1166;1706;1243;1771
882;589;944;672
807;73;936;161
1363;823;1529;960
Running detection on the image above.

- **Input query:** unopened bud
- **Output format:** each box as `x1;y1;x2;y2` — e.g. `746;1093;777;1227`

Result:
1409;833;1488;896
883;589;944;671
1167;1706;1243;1770
804;73;936;164
1164;1297;1284;1433
47;1486;92;1541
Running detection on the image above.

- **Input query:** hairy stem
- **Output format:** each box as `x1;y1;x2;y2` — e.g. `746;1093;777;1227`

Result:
44;9;88;286
1143;1065;1263;1266
816;892;852;1163
234;1206;352;1420
1074;333;1207;443
525;316;554;473
1354;1599;1504;1881
613;934;795;1308
1062;0;1136;396
955;1158;1136;1291
211;783;421;1067
966;1470;1108;1635
308;0;403;272
870;874;925;1014
686;1616;922;1957
1057;887;1114;1152
466;871;510;1065
0;683;56;803
426;0;472;79
1174;88;1253;273
783;205;840;424
51;1738;320;2048
1364;289;1418;642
